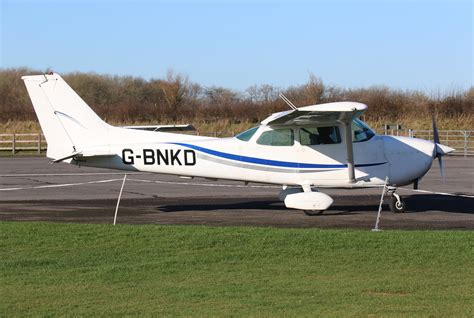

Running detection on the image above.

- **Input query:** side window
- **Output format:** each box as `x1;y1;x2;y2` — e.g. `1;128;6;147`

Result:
299;126;341;145
257;128;294;146
236;126;259;142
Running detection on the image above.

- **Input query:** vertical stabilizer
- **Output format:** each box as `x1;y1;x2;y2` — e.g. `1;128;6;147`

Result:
22;73;110;159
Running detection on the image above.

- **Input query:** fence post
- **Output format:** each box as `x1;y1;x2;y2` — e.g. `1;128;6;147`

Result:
37;133;42;154
12;134;16;155
464;131;468;158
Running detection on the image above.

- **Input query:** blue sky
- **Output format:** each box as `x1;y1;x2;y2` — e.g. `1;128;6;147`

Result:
1;0;472;92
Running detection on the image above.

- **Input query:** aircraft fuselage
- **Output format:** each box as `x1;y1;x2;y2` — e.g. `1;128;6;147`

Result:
73;125;435;189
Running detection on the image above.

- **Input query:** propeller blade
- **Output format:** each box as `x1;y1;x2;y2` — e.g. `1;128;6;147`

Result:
413;178;419;190
438;156;445;181
432;115;446;180
432;115;440;145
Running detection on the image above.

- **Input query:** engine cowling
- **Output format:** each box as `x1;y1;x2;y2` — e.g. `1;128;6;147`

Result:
284;192;333;211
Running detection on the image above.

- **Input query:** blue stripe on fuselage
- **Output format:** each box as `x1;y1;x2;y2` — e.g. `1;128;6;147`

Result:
170;142;386;169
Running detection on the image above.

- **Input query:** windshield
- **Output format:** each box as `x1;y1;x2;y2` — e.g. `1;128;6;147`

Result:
352;119;375;142
235;126;259;141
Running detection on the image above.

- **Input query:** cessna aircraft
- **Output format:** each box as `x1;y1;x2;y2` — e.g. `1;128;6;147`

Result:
22;73;454;214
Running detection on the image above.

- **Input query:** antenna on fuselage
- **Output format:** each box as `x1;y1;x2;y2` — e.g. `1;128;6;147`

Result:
279;93;297;110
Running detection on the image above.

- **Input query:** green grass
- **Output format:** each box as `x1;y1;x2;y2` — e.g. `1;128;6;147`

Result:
1;222;473;317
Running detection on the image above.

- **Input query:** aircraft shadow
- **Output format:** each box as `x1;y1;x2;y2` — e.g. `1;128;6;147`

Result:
322;195;473;214
158;201;363;216
157;200;287;213
156;194;473;214
328;204;377;214
330;194;473;214
403;194;474;214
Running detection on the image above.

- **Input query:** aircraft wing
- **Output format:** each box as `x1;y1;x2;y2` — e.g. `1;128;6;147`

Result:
261;101;369;184
261;102;367;126
121;124;196;132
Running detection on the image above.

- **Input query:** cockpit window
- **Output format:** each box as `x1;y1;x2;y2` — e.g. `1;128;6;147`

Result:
235;126;259;142
257;128;294;146
352;118;375;142
300;126;341;145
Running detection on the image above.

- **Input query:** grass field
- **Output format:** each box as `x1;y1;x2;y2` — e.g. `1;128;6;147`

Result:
1;222;473;317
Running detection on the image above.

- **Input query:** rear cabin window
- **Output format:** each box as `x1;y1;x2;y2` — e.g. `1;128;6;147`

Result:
235;126;259;141
299;126;341;145
257;128;294;146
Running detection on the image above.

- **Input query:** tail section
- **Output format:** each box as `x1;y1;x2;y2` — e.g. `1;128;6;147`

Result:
22;73;110;159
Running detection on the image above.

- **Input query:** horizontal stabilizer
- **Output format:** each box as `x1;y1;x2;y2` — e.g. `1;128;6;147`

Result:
52;152;81;163
51;148;116;163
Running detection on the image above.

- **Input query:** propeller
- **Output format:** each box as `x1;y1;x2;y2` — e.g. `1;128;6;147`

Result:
432;115;450;180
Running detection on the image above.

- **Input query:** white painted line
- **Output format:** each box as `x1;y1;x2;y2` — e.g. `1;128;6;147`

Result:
0;178;123;191
127;178;280;189
401;187;474;198
0;172;150;177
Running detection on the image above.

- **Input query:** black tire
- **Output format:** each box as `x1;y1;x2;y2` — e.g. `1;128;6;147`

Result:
304;210;324;216
389;196;406;213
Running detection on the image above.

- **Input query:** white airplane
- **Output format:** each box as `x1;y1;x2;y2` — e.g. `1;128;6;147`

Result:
22;73;454;214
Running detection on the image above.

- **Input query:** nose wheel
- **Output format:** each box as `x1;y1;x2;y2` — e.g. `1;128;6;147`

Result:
388;191;406;213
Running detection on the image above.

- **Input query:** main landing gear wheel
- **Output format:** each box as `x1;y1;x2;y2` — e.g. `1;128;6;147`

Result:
389;193;406;213
303;210;325;216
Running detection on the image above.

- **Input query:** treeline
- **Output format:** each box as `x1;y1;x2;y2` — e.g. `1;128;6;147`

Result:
1;67;472;126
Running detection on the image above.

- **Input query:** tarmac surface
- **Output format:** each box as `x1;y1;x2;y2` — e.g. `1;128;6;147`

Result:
0;156;473;229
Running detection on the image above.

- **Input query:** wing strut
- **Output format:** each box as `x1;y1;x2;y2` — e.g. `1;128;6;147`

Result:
343;119;356;182
279;93;297;110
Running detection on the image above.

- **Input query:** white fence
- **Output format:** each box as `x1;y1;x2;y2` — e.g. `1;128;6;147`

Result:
0;133;46;154
198;129;474;156
1;130;473;156
376;129;473;157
